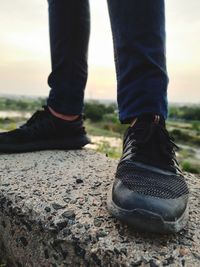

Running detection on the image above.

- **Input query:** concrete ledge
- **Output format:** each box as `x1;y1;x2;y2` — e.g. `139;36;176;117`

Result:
0;149;200;266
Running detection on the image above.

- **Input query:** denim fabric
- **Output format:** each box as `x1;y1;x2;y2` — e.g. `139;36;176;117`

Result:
47;0;168;122
47;0;90;115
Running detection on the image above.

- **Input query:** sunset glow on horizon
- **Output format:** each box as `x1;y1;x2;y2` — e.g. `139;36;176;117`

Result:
0;0;199;103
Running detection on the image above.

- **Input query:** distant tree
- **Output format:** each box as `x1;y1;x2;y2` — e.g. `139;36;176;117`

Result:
84;101;117;122
169;105;200;121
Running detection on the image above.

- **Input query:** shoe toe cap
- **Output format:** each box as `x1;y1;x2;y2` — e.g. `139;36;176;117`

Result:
112;179;189;222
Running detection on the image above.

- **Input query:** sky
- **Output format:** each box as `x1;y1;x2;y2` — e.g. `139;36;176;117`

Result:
0;0;199;103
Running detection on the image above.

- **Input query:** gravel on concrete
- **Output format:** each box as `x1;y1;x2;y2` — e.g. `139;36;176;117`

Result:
0;149;200;266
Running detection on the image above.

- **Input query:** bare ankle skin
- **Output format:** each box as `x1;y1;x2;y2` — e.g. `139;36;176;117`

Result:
48;107;79;121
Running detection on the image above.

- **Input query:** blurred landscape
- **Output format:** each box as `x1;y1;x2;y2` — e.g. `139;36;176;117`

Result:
0;96;199;174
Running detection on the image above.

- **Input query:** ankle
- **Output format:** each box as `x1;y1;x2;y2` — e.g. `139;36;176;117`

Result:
48;107;79;121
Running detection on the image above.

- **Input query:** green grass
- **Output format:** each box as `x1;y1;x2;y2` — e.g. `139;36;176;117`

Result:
85;120;122;138
95;140;122;159
0;117;25;131
166;120;200;148
181;161;200;174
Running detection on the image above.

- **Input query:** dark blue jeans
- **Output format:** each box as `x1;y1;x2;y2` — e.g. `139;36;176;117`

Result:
47;0;168;123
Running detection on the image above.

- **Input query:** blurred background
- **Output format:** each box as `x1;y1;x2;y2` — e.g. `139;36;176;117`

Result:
0;0;200;101
0;0;199;173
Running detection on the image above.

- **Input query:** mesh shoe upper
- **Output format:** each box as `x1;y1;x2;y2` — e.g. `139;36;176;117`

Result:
115;114;189;199
116;162;189;199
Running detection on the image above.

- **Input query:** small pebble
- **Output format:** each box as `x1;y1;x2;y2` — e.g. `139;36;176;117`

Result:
62;210;76;219
94;218;102;227
52;203;66;210
179;247;189;257
76;178;83;184
96;230;108;238
45;207;51;212
149;259;161;267
55;219;68;230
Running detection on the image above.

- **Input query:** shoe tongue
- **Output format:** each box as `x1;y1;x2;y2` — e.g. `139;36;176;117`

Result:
132;113;165;127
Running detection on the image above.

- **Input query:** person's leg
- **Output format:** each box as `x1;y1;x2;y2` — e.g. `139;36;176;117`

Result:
47;0;90;116
106;0;189;233
0;0;91;152
107;0;168;123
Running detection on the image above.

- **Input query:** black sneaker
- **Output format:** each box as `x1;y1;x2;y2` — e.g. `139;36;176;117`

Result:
107;114;189;233
0;106;90;153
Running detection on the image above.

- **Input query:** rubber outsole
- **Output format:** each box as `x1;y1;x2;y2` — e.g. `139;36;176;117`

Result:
0;135;91;153
107;189;188;234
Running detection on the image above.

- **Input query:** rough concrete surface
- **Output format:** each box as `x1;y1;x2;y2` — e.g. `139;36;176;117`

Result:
0;149;200;267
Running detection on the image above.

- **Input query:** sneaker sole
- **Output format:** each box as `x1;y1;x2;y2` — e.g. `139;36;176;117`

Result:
0;135;91;153
107;189;188;234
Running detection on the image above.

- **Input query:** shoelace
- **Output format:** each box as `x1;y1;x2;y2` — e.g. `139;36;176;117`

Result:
19;106;85;137
125;121;181;172
22;109;46;126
